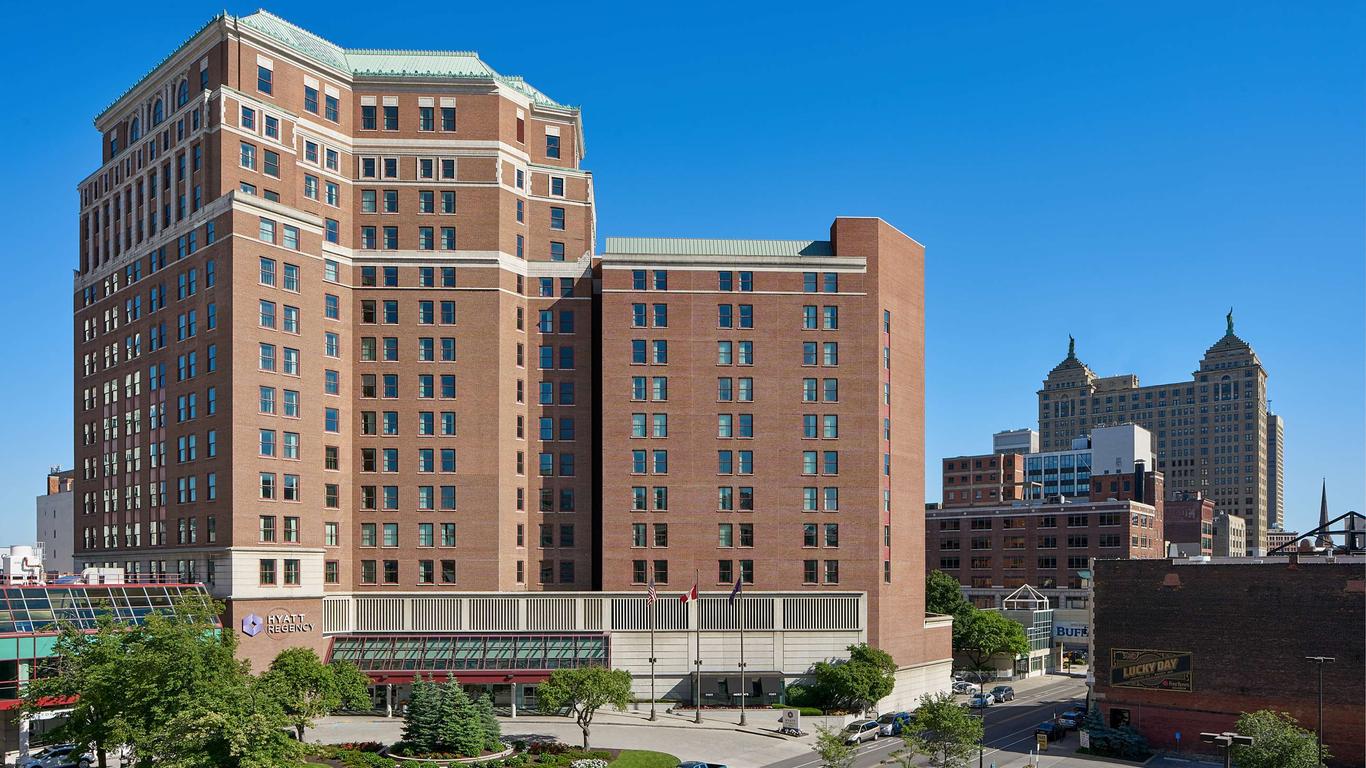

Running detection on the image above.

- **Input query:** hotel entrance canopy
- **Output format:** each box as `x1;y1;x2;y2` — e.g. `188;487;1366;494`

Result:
327;632;608;683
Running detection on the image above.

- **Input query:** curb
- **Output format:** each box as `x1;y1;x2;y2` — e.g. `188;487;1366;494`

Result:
504;714;796;741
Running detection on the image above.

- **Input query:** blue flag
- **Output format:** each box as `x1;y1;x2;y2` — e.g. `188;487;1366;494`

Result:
728;576;743;605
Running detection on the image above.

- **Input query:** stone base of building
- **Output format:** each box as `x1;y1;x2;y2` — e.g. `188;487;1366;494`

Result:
877;657;954;711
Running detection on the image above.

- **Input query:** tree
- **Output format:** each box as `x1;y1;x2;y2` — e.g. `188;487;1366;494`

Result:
400;677;499;758
475;694;503;751
401;676;442;754
260;647;372;740
535;666;632;749
331;659;374;712
22;613;138;768
435;678;485;758
1232;710;1325;768
952;609;1029;669
812;725;856;768
903;692;983;768
154;676;302;768
22;593;248;768
812;644;898;713
1079;707;1149;760
925;570;971;618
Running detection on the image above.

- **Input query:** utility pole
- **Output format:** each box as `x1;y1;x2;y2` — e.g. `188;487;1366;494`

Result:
1306;656;1334;766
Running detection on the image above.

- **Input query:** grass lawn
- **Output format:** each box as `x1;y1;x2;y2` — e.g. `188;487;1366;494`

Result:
608;750;679;768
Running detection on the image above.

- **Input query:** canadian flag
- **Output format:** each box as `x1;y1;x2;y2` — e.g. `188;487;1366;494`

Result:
679;580;699;603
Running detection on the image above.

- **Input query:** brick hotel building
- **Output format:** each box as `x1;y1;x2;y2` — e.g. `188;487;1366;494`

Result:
71;11;949;704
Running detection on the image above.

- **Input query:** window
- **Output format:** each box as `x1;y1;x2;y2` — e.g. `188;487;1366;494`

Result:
546;133;561;158
257;65;273;94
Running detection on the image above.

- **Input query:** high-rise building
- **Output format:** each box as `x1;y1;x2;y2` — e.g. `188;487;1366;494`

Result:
1038;314;1275;554
1266;412;1284;530
75;9;594;666
72;11;949;698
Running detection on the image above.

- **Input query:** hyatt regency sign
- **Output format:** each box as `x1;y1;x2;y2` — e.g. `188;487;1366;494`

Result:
1110;649;1192;692
241;611;314;637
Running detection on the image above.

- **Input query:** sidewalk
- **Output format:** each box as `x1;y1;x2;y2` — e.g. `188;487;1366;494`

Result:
975;754;1220;768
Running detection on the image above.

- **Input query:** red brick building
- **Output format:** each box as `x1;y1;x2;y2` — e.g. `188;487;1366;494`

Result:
72;10;950;696
598;221;951;672
1091;557;1365;767
926;497;1164;608
941;452;1024;508
1163;493;1216;556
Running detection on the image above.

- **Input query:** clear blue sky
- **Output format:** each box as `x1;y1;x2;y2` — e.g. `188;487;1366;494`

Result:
2;1;1360;540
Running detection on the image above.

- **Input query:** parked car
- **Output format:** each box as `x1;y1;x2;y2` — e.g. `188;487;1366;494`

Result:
678;762;728;768
18;744;93;768
843;719;881;744
877;711;913;736
951;680;979;695
990;685;1015;703
967;693;994;709
1057;712;1081;731
1066;704;1088;720
1035;722;1063;743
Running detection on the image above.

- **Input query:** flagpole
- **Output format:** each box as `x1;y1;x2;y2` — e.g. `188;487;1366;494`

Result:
648;578;657;721
738;586;747;726
693;569;702;724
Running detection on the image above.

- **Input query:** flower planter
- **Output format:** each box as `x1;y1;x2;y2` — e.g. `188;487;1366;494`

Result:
382;743;516;766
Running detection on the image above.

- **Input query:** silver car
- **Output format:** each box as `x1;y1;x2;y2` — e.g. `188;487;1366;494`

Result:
844;719;881;744
18;745;93;768
968;693;994;709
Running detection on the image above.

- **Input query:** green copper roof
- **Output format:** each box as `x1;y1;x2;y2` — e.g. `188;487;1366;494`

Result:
603;237;836;259
238;10;569;107
98;9;571;123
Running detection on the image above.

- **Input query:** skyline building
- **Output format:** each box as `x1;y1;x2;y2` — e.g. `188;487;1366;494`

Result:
1038;315;1275;554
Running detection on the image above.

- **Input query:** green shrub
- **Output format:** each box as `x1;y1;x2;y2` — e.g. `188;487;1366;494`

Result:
768;703;822;715
339;751;398;768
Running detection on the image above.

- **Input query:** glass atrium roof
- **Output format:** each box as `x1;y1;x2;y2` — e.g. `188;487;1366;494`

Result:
329;633;608;673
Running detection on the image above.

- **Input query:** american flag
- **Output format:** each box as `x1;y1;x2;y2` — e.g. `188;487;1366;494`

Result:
646;572;657;605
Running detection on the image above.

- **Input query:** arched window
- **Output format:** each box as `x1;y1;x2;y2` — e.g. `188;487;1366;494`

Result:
152;99;164;125
1219;375;1232;401
177;81;189;108
129;117;141;142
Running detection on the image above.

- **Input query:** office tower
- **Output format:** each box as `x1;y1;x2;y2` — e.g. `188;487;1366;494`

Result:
1038;314;1274;553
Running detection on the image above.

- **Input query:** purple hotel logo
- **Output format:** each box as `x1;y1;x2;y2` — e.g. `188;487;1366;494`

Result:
241;613;264;637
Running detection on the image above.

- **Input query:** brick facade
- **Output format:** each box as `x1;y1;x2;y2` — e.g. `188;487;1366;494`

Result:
1092;558;1365;767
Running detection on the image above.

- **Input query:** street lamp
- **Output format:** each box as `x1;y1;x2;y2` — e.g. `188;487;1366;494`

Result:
976;707;988;768
1200;731;1253;768
1306;656;1335;766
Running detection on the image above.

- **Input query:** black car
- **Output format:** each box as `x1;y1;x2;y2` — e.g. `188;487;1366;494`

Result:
1035;722;1063;743
989;685;1015;702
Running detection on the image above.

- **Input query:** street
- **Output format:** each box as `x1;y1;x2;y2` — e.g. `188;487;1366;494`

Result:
762;676;1089;768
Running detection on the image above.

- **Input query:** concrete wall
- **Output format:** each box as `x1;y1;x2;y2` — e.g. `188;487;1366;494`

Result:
35;492;74;574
